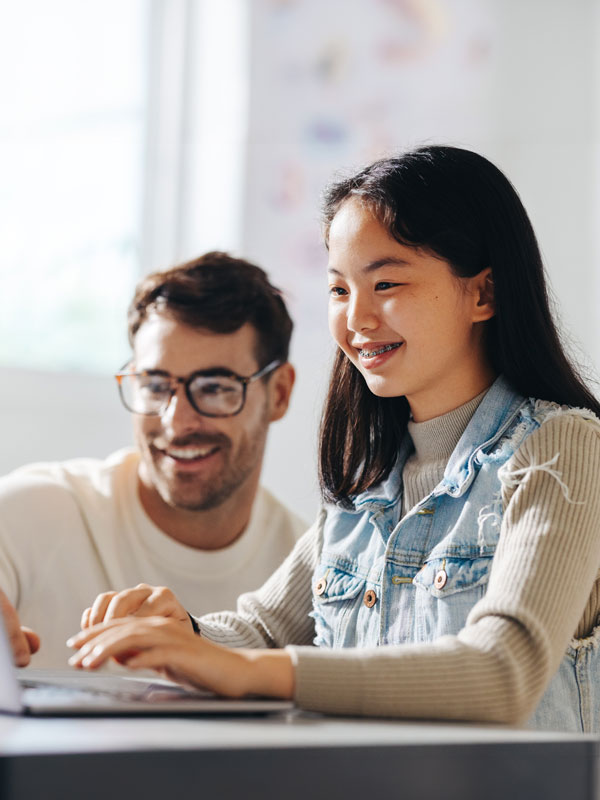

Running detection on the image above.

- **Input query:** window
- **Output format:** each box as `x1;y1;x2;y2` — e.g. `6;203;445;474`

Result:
0;0;249;375
0;0;146;373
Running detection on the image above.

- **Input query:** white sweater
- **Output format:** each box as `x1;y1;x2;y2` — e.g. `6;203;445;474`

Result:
0;448;307;667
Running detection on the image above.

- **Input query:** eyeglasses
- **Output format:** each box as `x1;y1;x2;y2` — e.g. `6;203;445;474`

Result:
115;360;281;418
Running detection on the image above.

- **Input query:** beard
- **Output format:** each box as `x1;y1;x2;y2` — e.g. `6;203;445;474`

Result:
156;443;259;511
141;413;269;513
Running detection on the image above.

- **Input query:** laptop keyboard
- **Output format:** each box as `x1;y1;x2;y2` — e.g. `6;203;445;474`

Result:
20;682;151;705
15;669;221;713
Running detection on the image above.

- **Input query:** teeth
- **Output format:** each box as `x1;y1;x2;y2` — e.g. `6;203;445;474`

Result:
360;343;401;358
166;446;217;460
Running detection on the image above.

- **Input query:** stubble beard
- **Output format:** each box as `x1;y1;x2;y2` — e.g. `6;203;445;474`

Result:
158;452;256;512
149;418;269;514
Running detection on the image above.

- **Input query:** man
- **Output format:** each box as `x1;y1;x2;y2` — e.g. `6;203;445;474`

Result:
0;252;306;666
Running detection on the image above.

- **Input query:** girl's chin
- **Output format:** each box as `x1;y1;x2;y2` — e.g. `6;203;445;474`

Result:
361;375;405;398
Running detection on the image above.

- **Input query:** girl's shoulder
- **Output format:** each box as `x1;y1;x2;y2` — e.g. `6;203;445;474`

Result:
516;400;600;462
500;403;600;505
504;397;600;457
528;398;600;429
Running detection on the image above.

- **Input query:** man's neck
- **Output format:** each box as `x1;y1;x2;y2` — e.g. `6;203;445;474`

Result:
137;475;260;551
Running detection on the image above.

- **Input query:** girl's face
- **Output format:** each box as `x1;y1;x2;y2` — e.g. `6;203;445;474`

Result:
327;198;496;421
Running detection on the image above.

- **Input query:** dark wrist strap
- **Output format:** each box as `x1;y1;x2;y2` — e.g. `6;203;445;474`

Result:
187;612;200;635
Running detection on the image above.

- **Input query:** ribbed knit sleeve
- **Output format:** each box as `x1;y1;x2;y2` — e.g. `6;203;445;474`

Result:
194;510;325;649
289;412;600;723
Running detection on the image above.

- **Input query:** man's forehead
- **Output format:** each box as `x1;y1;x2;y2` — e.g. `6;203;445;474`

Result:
132;313;260;370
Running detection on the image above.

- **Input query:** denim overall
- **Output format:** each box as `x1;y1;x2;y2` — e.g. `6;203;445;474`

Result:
311;375;600;731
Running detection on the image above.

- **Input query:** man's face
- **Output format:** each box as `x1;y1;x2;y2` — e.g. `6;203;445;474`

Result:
132;313;273;513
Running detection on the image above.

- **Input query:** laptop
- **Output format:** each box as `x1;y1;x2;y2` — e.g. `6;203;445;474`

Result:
0;618;293;717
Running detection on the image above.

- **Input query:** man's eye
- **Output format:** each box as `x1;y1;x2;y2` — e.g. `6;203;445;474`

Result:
199;382;236;396
140;378;169;395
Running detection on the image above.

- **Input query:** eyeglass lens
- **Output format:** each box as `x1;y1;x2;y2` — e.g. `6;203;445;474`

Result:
119;373;245;417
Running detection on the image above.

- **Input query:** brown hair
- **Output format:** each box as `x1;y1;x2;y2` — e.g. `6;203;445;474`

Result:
128;251;293;367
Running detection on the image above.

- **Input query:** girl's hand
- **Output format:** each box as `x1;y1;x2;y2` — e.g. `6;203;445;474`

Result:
66;617;295;699
80;584;192;632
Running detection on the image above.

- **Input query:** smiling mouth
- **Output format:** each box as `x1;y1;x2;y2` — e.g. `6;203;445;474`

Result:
358;343;403;359
161;445;220;461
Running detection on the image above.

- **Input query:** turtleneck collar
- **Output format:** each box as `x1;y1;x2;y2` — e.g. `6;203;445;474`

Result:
407;388;490;464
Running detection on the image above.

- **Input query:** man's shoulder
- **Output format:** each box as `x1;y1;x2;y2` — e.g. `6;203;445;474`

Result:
254;486;310;542
0;447;139;505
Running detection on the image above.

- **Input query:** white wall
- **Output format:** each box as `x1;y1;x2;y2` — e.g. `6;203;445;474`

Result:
244;0;600;524
0;368;132;471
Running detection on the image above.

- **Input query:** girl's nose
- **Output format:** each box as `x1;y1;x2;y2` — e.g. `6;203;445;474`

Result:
347;293;379;332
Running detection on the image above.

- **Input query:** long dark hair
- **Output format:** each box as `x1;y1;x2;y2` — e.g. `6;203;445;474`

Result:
319;145;600;505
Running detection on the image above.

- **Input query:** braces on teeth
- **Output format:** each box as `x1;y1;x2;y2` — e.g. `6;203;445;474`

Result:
361;343;400;358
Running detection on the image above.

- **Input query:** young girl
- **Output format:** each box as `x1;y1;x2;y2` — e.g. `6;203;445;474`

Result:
69;145;600;731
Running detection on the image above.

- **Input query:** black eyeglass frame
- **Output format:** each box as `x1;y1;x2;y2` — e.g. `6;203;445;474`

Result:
115;359;282;418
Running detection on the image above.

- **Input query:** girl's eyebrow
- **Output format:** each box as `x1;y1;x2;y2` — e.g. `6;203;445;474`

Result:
327;257;412;276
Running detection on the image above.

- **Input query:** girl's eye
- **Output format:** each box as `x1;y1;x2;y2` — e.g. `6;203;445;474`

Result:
375;281;401;291
329;286;347;296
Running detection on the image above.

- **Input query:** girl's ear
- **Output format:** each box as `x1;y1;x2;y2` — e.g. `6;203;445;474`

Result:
472;268;495;322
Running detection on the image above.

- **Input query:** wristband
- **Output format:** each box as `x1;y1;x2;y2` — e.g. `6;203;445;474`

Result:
187;612;200;635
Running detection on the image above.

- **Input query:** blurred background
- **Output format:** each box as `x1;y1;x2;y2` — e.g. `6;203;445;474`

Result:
1;0;599;522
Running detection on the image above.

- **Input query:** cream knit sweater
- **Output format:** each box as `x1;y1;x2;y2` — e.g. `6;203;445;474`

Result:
197;398;600;725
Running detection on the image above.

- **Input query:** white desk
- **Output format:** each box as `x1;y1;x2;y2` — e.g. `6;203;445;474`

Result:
0;711;597;799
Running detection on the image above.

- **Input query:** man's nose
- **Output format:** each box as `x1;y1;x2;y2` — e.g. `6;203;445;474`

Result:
161;384;203;432
347;293;379;332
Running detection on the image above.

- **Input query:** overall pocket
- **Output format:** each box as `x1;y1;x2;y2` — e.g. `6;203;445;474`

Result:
310;566;366;648
411;556;492;641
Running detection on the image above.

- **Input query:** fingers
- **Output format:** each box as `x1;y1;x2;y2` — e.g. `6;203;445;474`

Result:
104;585;154;623
67;617;254;698
68;618;124;652
131;586;187;622
82;585;187;630
11;633;33;666
68;617;190;670
80;606;92;629
68;620;139;669
85;591;118;628
21;626;41;655
0;589;40;666
84;585;153;628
